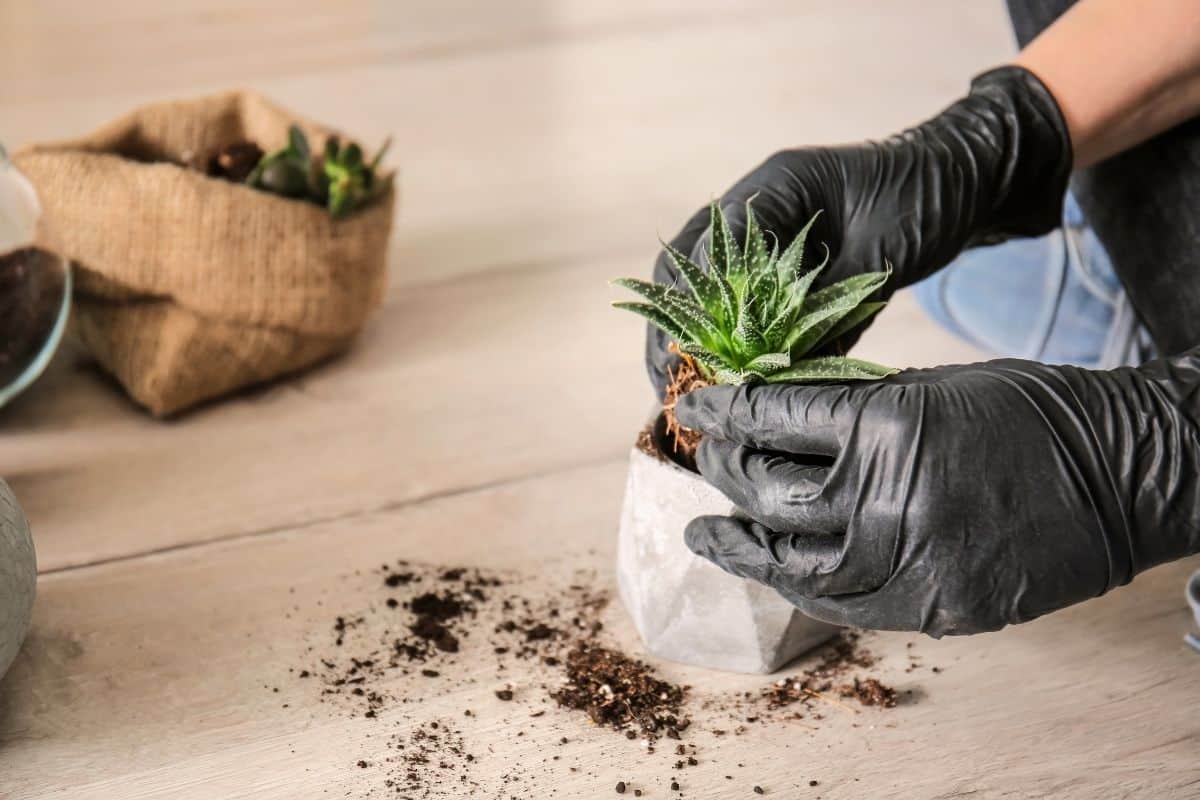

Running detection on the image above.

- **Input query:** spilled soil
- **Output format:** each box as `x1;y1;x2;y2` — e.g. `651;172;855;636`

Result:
282;561;927;797
551;643;690;744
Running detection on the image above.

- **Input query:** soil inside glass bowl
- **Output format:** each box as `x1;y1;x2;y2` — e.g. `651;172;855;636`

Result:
0;247;67;390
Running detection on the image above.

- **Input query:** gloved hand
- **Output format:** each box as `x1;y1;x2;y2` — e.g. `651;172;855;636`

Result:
675;354;1200;636
647;65;1072;397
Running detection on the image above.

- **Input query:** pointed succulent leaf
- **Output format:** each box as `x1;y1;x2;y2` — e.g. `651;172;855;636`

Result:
710;201;747;295
746;226;781;327
743;352;791;374
775;211;822;283
764;265;824;345
678;341;733;376
709;256;739;326
342;142;364;169
765;356;898;383
661;240;725;322
747;268;779;329
801;270;888;315
612;302;687;343
613;278;722;348
743;202;771;276
783;307;846;356
732;304;768;360
714;367;749;386
784;274;888;357
814;301;886;351
288;125;311;163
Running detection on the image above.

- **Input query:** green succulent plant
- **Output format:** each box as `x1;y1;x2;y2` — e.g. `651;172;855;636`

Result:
614;201;896;385
246;125;392;218
317;135;392;218
246;125;313;199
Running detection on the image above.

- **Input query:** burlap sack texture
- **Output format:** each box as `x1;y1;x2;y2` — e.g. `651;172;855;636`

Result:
13;91;395;416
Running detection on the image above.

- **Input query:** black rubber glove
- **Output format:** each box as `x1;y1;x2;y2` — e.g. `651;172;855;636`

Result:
675;354;1200;637
647;66;1072;397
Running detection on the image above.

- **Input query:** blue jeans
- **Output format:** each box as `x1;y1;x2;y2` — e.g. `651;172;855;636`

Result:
912;194;1154;369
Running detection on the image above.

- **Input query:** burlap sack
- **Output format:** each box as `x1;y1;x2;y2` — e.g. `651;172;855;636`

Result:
13;91;395;416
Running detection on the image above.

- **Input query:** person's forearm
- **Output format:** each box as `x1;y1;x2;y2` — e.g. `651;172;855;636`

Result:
1014;0;1200;169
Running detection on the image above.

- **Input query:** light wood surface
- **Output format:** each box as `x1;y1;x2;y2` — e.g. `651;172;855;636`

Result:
3;2;1197;798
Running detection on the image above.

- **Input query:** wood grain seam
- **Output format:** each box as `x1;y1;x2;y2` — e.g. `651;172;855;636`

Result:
37;451;627;579
385;245;647;298
368;3;794;70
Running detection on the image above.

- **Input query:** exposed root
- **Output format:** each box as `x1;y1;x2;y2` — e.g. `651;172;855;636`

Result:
803;688;859;716
663;343;712;466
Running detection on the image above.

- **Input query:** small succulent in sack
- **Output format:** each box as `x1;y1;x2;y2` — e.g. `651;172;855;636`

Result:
215;125;392;218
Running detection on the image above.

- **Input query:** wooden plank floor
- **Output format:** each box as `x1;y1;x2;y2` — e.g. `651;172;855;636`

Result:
3;2;1198;798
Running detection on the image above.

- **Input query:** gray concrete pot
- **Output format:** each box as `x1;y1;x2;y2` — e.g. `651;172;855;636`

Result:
616;410;837;673
0;479;36;681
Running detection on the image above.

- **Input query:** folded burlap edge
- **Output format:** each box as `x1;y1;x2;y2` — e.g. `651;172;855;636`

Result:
74;296;356;416
13;91;396;338
13;90;396;416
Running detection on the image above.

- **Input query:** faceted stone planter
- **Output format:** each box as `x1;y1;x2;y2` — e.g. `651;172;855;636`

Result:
0;479;36;682
616;411;837;673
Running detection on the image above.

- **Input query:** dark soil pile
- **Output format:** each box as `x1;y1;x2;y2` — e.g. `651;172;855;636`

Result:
839;677;898;708
551;644;690;745
408;591;469;654
685;631;905;733
759;631;879;709
305;564;500;718
811;630;878;674
206;141;264;182
757;631;894;714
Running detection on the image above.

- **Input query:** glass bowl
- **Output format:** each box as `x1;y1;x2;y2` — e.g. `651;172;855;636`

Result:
0;248;71;409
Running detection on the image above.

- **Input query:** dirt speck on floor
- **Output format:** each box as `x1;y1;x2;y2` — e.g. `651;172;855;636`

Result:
284;563;914;797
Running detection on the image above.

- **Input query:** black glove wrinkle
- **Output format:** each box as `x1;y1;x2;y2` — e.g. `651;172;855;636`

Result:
963;66;1074;242
645;66;1073;392
677;352;1200;637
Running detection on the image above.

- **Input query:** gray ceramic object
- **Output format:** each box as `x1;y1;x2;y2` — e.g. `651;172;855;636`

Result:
0;479;36;680
616;410;838;674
